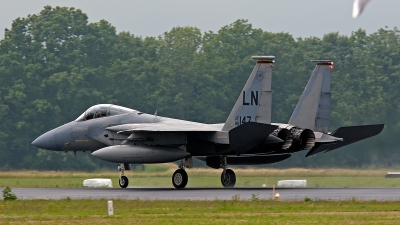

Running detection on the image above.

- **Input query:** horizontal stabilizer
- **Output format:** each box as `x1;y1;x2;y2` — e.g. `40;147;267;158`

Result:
200;154;291;169
229;122;278;155
314;132;343;143
306;124;384;157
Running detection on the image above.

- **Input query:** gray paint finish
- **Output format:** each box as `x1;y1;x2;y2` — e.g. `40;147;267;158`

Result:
222;56;274;131
31;57;384;189
288;62;332;133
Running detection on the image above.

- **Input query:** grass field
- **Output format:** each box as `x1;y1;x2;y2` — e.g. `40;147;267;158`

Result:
1;166;400;188
1;199;400;224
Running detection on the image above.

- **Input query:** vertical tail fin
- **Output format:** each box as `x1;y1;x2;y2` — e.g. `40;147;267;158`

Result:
288;60;333;133
222;56;274;131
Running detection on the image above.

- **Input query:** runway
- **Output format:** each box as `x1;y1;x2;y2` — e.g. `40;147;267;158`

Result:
11;188;400;201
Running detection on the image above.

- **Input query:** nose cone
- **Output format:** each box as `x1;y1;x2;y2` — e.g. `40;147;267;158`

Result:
32;130;58;150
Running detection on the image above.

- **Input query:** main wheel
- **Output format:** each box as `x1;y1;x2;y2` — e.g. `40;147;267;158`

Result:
172;169;188;189
221;169;236;188
119;175;129;188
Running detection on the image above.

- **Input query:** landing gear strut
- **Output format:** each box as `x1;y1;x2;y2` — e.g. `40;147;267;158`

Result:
172;157;191;189
220;156;236;188
118;163;129;188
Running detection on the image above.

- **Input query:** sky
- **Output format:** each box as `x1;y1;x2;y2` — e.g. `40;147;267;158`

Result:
1;0;400;39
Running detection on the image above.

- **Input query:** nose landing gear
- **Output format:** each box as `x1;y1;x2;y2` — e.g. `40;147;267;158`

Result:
172;157;192;189
118;163;130;188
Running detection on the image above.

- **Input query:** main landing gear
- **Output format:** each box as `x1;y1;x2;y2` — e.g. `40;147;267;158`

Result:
118;163;130;188
220;156;236;188
172;157;192;189
172;168;188;189
171;156;236;189
116;156;237;189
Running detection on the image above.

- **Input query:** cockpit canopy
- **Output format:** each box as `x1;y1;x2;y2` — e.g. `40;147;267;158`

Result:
75;104;135;121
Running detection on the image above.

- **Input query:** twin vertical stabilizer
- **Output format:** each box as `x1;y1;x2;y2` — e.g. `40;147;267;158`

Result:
222;56;274;131
288;60;333;133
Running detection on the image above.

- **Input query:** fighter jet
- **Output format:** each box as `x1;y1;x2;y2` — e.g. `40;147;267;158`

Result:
32;56;383;189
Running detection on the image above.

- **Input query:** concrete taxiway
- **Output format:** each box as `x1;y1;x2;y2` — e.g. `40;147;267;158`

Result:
11;188;400;201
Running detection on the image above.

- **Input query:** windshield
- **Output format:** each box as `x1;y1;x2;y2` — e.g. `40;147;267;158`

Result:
75;104;134;121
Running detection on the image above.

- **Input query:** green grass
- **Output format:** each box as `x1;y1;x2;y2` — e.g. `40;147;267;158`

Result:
1;167;400;188
1;199;400;224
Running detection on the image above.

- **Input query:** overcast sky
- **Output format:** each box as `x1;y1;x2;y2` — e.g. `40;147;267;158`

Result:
1;0;399;39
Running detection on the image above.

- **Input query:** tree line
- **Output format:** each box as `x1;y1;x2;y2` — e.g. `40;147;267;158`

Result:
0;6;399;170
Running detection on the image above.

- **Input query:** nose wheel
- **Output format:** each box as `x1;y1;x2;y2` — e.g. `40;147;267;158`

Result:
119;175;129;188
171;157;192;189
118;163;129;188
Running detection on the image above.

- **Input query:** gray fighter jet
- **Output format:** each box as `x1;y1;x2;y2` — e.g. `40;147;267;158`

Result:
32;56;383;189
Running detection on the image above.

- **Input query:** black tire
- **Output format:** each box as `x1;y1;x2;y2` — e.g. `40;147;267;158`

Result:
221;169;236;188
119;175;129;188
172;169;188;189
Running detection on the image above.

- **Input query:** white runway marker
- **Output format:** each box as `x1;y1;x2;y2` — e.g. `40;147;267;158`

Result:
108;200;114;216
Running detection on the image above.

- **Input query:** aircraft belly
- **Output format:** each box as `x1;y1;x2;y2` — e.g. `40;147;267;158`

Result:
204;154;291;168
186;142;230;156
